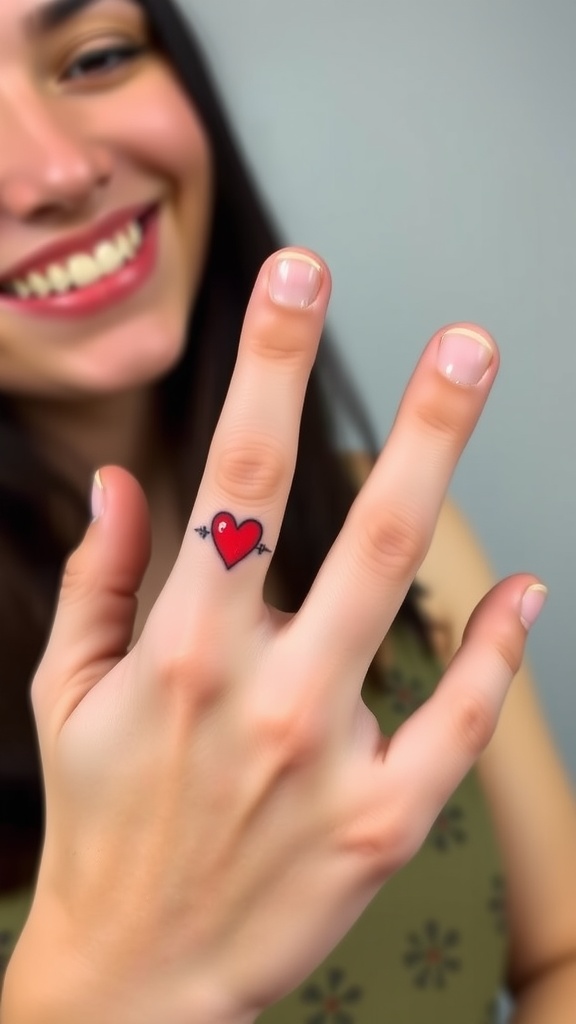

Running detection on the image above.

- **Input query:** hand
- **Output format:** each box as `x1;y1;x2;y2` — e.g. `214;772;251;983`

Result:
2;250;542;1024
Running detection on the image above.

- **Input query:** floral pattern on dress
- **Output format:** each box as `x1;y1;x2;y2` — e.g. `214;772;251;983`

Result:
428;803;468;851
404;920;462;988
383;667;426;716
299;966;363;1024
487;875;507;934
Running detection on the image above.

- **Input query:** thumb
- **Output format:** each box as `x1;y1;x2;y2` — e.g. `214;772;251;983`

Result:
32;466;151;726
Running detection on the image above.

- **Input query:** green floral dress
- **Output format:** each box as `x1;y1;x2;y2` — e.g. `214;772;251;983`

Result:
259;625;507;1024
0;627;507;1023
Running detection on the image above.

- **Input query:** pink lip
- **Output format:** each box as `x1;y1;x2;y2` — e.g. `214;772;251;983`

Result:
0;206;160;320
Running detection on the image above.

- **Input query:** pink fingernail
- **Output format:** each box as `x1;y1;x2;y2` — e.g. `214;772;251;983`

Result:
438;329;494;386
520;584;548;630
91;471;105;521
269;252;323;310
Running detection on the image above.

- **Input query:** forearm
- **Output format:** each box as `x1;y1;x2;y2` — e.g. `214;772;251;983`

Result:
510;958;576;1023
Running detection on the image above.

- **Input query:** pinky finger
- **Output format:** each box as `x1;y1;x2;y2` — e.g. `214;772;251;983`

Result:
379;574;547;846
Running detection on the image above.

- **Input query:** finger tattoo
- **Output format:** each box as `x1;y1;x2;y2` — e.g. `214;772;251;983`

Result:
195;512;273;570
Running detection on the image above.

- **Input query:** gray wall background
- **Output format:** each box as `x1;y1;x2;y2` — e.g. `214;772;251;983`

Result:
181;0;576;779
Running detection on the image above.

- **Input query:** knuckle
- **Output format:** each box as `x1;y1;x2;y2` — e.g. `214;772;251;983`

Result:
382;820;420;874
454;693;497;757
158;649;224;712
354;506;427;585
248;323;311;364
343;826;385;867
253;702;324;770
493;635;522;677
344;801;417;876
58;546;89;605
216;437;286;504
413;395;463;447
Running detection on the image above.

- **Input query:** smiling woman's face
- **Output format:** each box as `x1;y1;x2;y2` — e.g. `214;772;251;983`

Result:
0;0;214;396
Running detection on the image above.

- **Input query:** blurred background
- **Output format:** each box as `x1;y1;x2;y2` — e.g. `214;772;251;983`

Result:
181;0;576;780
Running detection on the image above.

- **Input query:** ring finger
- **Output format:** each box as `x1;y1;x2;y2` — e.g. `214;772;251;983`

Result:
299;323;499;678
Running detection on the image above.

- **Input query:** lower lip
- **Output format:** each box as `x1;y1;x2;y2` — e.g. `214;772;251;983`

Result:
0;207;160;320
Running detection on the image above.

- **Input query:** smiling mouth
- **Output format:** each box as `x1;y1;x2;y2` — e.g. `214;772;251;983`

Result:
0;213;152;300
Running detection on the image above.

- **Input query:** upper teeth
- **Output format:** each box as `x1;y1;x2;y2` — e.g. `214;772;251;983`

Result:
7;220;144;299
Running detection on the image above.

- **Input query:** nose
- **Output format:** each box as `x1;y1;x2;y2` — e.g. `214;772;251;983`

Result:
0;90;112;220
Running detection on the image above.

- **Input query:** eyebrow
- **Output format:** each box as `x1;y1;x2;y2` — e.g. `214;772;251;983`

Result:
27;0;139;35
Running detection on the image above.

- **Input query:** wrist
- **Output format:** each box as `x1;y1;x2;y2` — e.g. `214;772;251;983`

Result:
1;904;256;1024
3;958;256;1024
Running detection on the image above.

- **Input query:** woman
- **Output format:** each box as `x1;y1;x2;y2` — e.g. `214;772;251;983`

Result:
0;0;575;1021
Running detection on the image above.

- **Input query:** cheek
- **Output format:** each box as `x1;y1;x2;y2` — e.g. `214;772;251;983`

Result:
101;70;213;187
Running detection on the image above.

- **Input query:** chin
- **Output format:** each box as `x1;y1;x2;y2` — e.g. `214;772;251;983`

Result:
67;314;189;395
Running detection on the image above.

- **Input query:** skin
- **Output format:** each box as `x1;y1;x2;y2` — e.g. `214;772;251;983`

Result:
419;504;576;1021
0;0;213;484
0;1;575;1022
348;454;576;1022
2;270;541;1023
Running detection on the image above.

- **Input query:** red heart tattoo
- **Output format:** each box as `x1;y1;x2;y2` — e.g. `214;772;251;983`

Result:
211;512;264;569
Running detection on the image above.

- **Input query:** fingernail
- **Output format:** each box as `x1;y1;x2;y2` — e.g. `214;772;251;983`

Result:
438;328;494;386
91;471;105;521
269;252;323;310
520;584;548;630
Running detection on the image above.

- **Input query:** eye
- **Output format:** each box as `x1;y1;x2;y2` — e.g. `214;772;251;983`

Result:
62;44;147;81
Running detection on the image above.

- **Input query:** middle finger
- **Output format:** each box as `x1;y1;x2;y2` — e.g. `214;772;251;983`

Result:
159;248;331;623
299;323;498;675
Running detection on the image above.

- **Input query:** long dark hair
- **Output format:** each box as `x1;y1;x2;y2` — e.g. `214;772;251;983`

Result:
0;0;430;892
